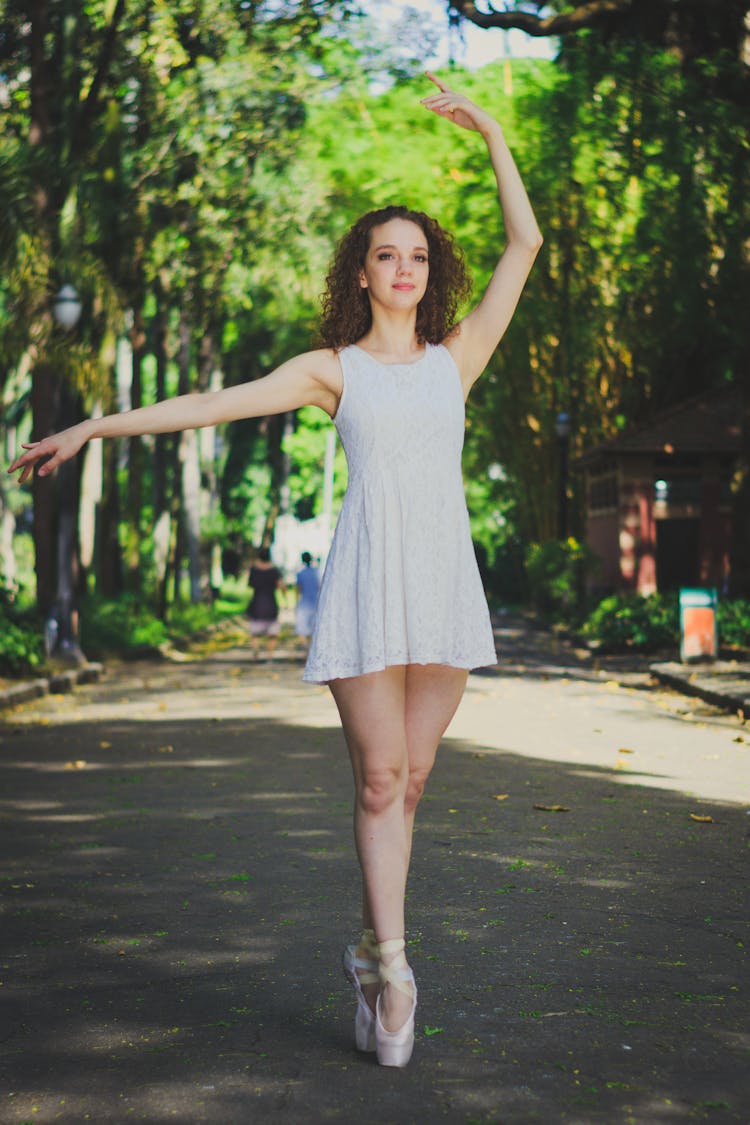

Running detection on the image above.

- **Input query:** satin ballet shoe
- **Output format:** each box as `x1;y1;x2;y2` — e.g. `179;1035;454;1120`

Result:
342;928;379;1052
375;938;417;1068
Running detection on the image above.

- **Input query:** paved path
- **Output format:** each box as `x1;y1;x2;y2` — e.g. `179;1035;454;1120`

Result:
1;621;748;1123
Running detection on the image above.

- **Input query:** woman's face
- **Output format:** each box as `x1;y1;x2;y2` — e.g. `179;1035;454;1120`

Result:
359;218;430;311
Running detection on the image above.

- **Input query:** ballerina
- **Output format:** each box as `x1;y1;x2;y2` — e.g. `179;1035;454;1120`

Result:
9;72;542;1067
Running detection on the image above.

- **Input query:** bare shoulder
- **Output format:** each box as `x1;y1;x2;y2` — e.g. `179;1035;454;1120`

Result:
277;347;343;417
305;347;343;392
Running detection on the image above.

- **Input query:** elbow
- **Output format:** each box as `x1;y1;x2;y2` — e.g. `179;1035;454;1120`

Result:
509;229;543;257
528;228;544;254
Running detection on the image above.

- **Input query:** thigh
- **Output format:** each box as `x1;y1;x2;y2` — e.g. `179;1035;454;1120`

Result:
404;664;468;774
329;667;408;783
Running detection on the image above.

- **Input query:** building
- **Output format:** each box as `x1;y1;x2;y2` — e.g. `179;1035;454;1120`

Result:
580;386;741;596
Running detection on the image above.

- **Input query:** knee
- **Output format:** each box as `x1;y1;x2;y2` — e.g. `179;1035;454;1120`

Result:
358;763;407;816
404;767;430;816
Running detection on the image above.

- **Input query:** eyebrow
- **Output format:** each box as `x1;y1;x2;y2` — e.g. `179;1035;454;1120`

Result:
373;243;429;253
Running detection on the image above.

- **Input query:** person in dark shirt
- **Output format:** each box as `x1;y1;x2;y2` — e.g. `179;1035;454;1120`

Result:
247;547;284;659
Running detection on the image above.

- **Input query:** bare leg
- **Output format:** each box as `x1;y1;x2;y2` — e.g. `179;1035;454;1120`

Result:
403;664;468;871
330;667;411;1030
330;663;469;1031
358;664;468;924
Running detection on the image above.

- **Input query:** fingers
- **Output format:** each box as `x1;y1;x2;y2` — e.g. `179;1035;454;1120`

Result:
425;70;449;94
8;442;57;482
421;91;458;117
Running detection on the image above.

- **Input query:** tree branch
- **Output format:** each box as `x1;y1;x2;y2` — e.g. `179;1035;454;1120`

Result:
72;0;128;159
453;0;632;37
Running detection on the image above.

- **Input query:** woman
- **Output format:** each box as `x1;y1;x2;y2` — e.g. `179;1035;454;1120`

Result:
9;74;542;1067
246;546;284;658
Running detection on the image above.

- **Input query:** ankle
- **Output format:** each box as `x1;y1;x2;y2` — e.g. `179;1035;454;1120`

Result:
377;936;406;965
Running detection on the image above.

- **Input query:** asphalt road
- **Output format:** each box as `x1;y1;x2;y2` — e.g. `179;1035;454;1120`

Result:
1;621;748;1124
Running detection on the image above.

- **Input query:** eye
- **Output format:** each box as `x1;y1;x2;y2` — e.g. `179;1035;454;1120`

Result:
377;252;393;260
414;254;428;263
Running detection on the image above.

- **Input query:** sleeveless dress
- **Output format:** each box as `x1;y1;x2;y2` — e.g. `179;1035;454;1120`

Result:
302;342;497;683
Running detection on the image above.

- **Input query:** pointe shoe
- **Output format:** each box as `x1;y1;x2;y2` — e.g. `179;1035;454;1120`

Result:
342;928;379;1052
375;938;417;1068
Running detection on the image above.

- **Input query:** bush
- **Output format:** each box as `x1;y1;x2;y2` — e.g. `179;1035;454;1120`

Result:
580;593;679;653
79;595;169;659
79;594;245;659
0;611;45;676
717;598;750;650
0;591;45;677
525;537;600;621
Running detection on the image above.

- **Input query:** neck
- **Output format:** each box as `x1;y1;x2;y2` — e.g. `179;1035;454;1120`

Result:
359;312;422;362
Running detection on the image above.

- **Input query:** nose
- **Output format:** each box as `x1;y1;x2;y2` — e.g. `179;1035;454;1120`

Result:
396;258;412;275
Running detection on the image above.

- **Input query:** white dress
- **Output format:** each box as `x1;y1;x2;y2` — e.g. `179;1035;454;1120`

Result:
302;342;497;683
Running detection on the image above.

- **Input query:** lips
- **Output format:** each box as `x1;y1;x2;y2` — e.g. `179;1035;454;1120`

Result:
393;283;415;291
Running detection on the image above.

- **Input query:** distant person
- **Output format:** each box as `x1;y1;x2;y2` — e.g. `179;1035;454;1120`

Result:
295;551;320;650
246;547;284;658
10;73;541;1067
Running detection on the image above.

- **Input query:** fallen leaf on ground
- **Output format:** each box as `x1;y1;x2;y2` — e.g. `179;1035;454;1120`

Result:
492;793;509;801
64;760;87;770
99;741;111;749
618;747;635;754
689;813;714;823
534;803;570;813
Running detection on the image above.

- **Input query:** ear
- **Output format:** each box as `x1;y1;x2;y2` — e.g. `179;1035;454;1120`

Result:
358;268;368;289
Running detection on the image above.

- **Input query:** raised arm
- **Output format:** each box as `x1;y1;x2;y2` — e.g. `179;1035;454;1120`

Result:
421;72;543;393
8;349;341;483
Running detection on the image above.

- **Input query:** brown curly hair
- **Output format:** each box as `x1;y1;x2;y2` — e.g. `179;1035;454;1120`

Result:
318;205;472;351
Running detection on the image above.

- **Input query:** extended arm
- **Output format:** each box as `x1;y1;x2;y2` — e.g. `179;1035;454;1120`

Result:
421;73;543;392
9;349;341;483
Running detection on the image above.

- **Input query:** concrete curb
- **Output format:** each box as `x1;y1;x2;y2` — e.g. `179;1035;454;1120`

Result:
0;662;103;712
650;660;750;715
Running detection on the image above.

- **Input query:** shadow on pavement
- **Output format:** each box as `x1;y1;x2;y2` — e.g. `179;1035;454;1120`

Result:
0;713;747;1124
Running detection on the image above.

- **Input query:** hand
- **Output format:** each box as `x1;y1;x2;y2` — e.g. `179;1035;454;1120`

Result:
8;422;90;484
421;72;499;136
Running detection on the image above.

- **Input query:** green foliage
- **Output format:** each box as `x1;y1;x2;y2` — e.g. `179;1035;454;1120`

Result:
717;599;750;650
525;537;600;620
78;592;246;659
283;407;347;520
3;9;748;608
79;595;170;659
0;598;44;677
581;594;750;653
580;593;679;653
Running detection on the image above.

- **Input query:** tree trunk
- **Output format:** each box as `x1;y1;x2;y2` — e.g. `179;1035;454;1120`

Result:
180;428;202;603
0;471;17;592
55;387;84;659
152;290;172;612
31;363;59;615
125;300;146;589
96;418;123;599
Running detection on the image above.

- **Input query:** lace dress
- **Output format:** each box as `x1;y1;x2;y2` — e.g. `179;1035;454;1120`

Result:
302;342;497;683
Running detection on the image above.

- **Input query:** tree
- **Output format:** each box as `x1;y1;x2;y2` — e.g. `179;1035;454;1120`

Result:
452;1;750;593
0;0;357;628
452;0;750;64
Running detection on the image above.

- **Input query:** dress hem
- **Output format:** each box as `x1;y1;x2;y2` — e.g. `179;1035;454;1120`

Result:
302;651;498;685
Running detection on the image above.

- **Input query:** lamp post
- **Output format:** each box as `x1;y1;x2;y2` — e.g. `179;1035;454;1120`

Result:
555;411;571;540
53;284;82;331
48;283;86;665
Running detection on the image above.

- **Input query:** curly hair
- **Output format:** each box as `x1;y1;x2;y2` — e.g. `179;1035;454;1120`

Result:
318;205;472;351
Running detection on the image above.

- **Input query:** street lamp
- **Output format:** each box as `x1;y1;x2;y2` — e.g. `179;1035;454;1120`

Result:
53;284;82;330
48;282;86;665
555;411;571;539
